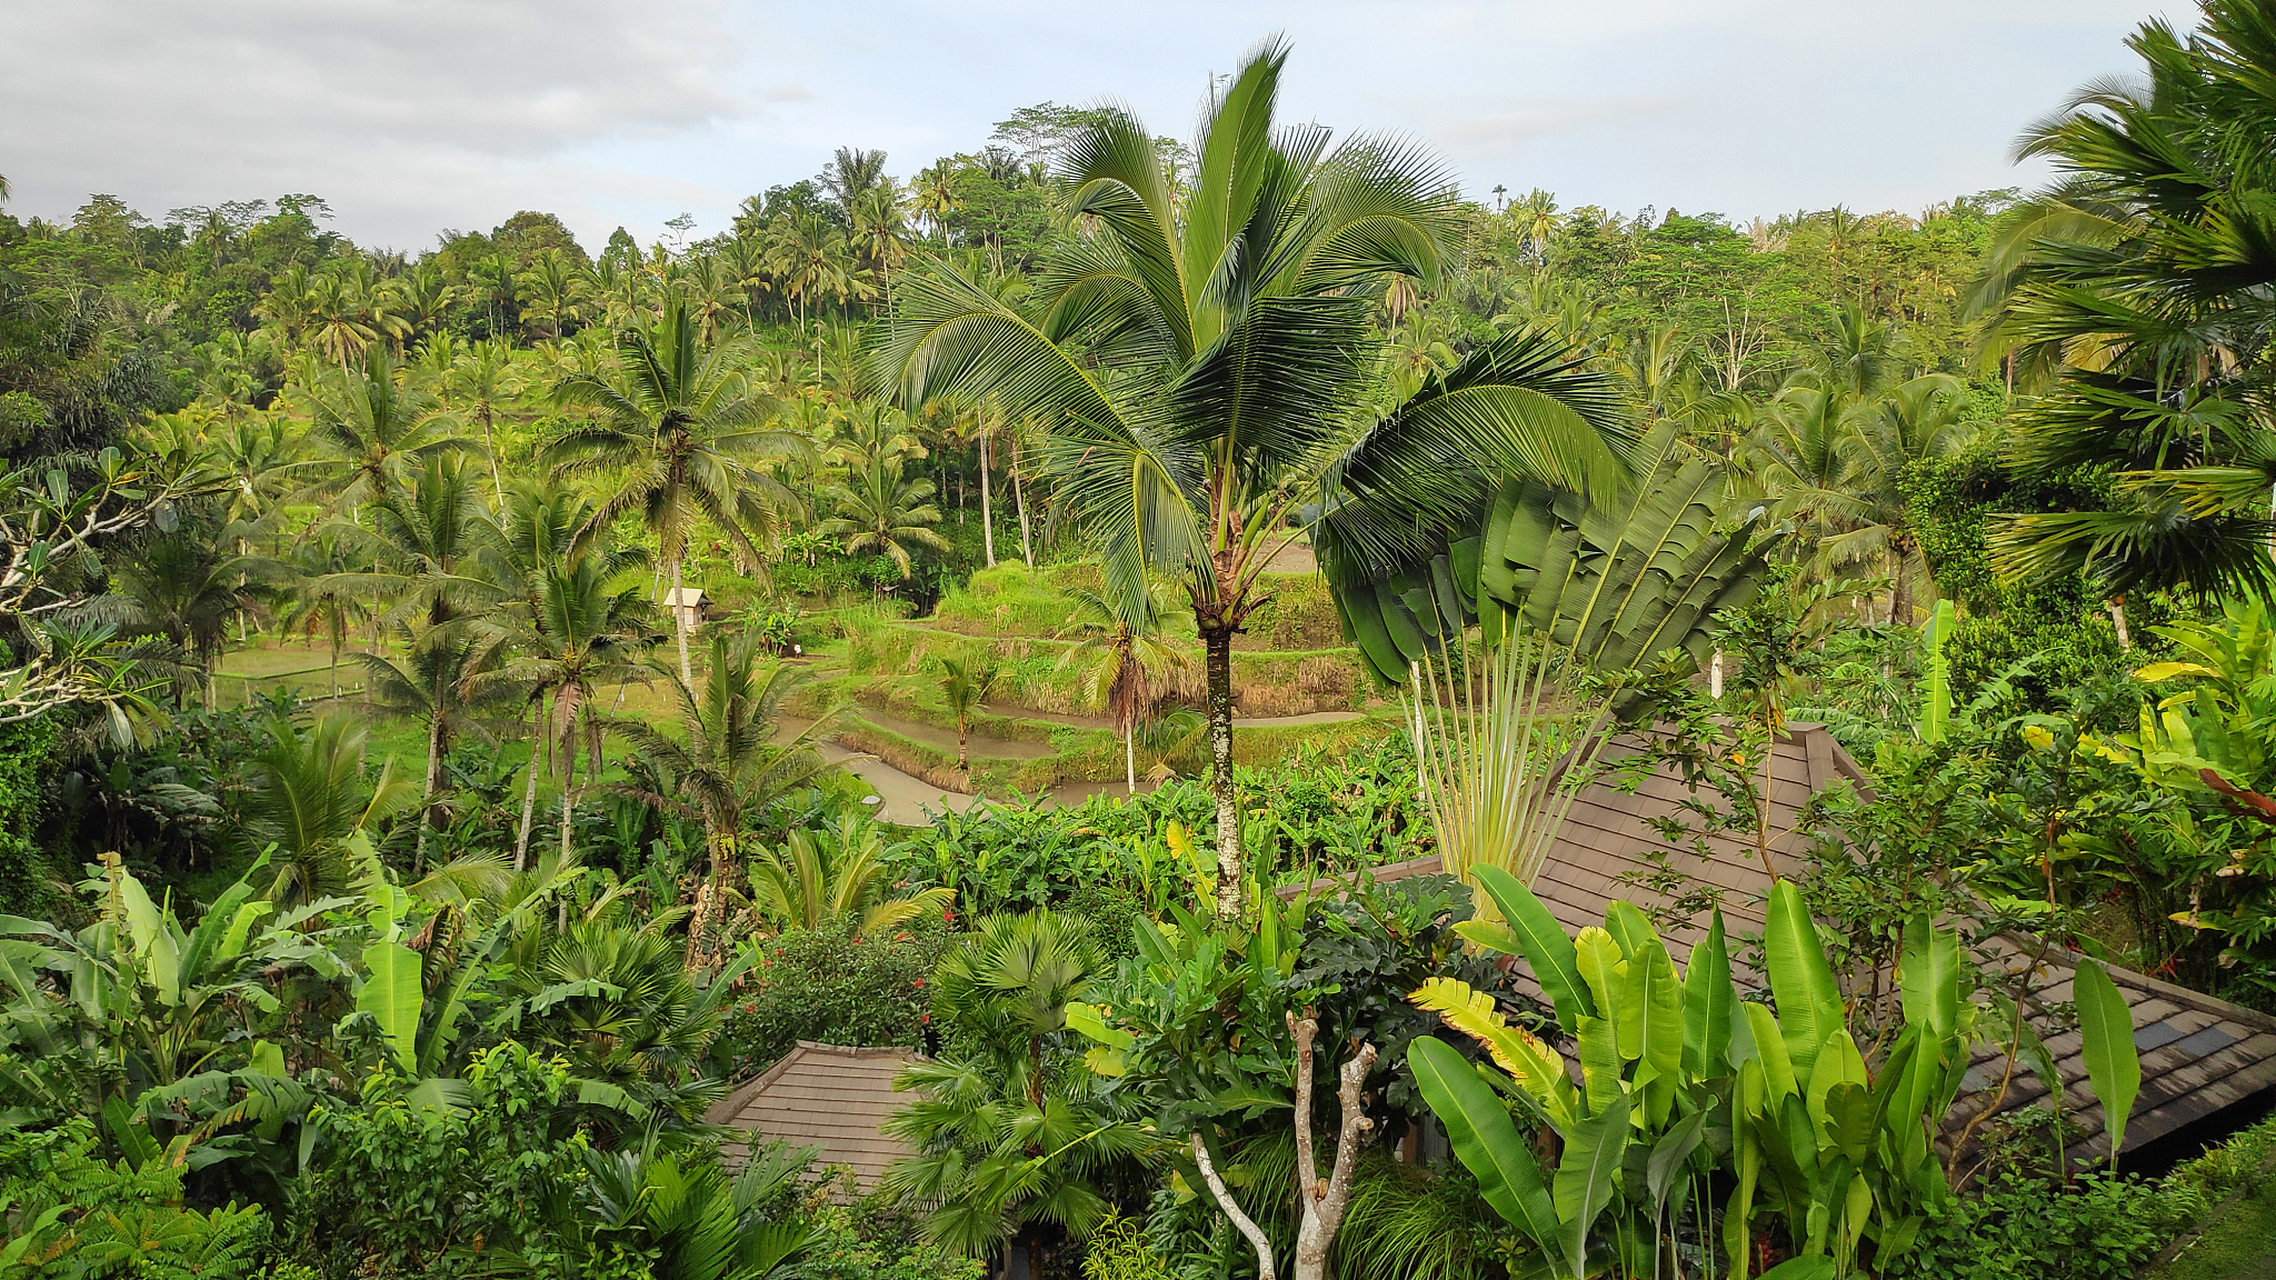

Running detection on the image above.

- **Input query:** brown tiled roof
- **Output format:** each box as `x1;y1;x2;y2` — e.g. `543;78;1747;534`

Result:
1307;722;2276;1159
703;1042;920;1189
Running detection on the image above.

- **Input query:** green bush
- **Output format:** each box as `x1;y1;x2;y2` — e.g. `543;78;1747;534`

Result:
785;1201;985;1280
1886;1172;2174;1280
712;917;959;1079
0;1119;271;1280
288;1043;589;1280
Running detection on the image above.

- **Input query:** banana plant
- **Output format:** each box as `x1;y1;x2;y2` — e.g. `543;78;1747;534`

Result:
1409;869;2040;1278
1408;865;1727;1279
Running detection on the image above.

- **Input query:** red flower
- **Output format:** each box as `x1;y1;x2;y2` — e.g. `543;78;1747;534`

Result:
913;978;926;987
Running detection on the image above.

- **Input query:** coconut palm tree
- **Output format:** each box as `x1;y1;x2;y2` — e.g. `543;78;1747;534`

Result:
878;42;1631;914
611;631;837;969
1976;0;2276;599
546;299;812;686
464;532;655;870
520;248;589;340
326;453;505;867
934;655;997;775
1056;585;1187;791
816;453;947;581
294;347;462;514
439;339;522;506
238;712;418;908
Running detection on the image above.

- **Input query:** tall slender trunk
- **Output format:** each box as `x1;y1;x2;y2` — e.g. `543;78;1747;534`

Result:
480;405;504;508
417;703;444;872
1125;724;1136;793
1012;434;1034;567
671;555;694;688
978;423;996;568
1202;625;1242;919
559;721;576;864
514;699;542;871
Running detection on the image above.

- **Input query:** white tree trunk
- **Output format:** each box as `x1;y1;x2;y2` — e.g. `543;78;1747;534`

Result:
672;555;694;687
1289;1014;1378;1280
1013;434;1034;567
514;701;542;872
1191;1133;1275;1280
979;422;996;568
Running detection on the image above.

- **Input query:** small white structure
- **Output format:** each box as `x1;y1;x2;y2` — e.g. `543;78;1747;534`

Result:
663;587;708;632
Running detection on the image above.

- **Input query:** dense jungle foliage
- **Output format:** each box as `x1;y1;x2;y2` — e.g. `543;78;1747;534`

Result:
11;4;2276;1280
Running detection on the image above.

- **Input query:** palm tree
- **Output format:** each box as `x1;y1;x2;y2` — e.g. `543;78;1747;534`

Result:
102;518;279;708
1976;0;2276;599
852;183;913;308
327;453;505;867
611;631;837;969
935;655;997;775
747;810;954;933
284;530;371;697
464;529;655;870
879;42;1631;913
520;248;588;340
440;339;522;506
294;347;461;513
816;453;947;581
546;299;812;685
1056;586;1187;791
880;911;1153;1263
913;160;963;235
238;712;418;908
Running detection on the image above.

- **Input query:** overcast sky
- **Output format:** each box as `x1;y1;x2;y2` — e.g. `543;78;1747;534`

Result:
0;0;2196;254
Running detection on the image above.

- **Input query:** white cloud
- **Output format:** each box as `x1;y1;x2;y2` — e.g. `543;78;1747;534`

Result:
0;0;2208;250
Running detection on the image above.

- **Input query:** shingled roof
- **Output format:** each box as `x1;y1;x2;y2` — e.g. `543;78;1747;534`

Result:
1317;722;2276;1161
703;1042;920;1189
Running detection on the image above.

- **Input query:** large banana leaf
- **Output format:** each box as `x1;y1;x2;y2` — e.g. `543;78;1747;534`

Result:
1471;865;1593;1030
1764;881;1845;1085
1408;1036;1563;1255
2074;958;2141;1163
1328;423;1770;684
357;941;423;1076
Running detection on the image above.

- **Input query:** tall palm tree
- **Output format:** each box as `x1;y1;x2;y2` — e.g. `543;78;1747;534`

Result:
328;453;505;867
440;339;522;506
520;248;588;340
879;42;1631;913
816;453;947;580
465;528;655;870
294;347;461;514
1976;0;2276;599
611;631;836;969
284;530;371;697
546;299;813;685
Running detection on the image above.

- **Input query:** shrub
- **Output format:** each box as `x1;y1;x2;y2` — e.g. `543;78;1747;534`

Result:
786;1201;985;1280
0;1118;272;1280
1886;1171;2173;1280
711;916;959;1079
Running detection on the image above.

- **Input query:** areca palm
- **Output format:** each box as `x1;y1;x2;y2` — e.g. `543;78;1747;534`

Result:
546;299;812;685
748;810;954;933
1976;0;2276;598
817;453;947;580
611;631;836;969
879;42;1631;913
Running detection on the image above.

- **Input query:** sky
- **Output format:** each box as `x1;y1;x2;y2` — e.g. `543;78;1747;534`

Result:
0;0;2198;255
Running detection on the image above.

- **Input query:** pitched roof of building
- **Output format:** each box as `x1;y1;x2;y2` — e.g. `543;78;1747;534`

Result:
1313;722;2276;1160
663;587;708;608
703;1041;919;1188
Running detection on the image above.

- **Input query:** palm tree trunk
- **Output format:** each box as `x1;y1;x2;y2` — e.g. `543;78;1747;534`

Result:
1202;625;1242;919
1126;724;1136;793
515;700;542;871
672;555;694;688
480;406;505;509
417;706;444;873
978;422;996;568
559;725;576;864
1013;434;1034;567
